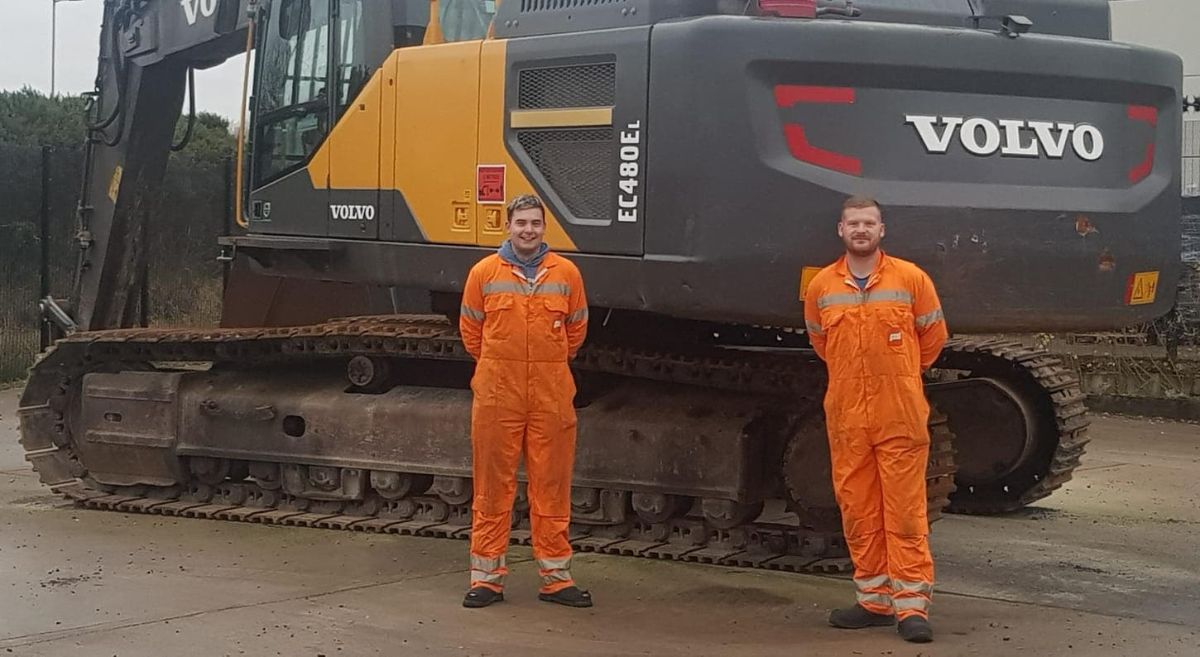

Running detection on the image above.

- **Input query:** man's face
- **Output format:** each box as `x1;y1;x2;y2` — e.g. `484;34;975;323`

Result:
837;206;885;257
508;207;546;255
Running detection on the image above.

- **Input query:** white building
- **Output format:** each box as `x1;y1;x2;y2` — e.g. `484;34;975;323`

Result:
1110;0;1198;198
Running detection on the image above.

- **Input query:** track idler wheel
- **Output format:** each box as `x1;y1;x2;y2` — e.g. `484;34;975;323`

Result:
780;409;843;531
431;476;472;505
370;471;432;500
781;404;957;530
631;492;688;524
930;341;1088;514
346;356;393;393
701;498;763;529
189;457;231;486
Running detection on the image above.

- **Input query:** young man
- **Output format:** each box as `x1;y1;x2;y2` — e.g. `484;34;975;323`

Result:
458;194;592;609
802;196;948;643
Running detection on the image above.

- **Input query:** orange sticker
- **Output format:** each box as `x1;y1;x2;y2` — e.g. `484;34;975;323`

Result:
1125;271;1159;306
799;266;822;300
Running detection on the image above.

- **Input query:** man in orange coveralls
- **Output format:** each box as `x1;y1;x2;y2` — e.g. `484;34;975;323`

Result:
802;196;948;643
458;194;592;609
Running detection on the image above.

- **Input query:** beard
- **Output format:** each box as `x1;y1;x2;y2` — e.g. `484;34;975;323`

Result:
844;237;880;257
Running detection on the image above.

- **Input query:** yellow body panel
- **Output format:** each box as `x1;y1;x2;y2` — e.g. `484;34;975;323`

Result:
393;42;481;243
305;39;576;250
306;73;383;190
477;40;576;250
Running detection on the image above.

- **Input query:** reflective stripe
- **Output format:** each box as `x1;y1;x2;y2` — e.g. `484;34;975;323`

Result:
482;281;528;295
817;289;914;310
482;281;571;297
536;556;572;571
915;308;944;328
855;591;893;607
893;597;929;611
566;307;589;324
461;304;485;322
805;320;823;336
893;579;933;596
540;570;573;584
471;569;505;584
537;282;571;296
867;289;913;304
854;574;891;590
470;554;505;571
817;293;861;309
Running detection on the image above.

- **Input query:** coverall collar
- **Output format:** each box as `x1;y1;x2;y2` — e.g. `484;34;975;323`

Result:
498;240;552;282
834;250;892;291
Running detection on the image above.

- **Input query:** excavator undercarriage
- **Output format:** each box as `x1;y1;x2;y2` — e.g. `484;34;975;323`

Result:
19;315;1085;572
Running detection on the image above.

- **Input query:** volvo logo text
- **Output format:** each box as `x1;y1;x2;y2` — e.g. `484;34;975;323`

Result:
905;115;1104;161
180;0;218;26
329;204;376;221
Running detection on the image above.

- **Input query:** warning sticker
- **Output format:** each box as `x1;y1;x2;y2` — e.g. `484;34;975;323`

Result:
799;266;822;300
1126;271;1160;306
476;165;506;204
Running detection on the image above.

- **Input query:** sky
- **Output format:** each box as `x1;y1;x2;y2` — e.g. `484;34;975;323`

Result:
0;0;247;121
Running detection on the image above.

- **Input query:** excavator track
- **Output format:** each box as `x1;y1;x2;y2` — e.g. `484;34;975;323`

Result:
935;337;1091;514
19;316;959;575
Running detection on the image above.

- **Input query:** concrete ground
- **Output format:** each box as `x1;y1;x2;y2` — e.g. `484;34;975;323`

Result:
0;386;1197;657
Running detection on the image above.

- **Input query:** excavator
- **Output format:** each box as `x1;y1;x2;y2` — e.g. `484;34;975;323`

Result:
20;0;1182;573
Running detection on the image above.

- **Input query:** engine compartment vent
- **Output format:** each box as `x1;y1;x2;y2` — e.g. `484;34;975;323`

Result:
518;63;616;109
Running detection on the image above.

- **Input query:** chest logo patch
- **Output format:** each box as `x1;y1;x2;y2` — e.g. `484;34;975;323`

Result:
889;331;903;345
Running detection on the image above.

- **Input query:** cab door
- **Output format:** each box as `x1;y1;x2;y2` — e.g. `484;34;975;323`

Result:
325;0;393;240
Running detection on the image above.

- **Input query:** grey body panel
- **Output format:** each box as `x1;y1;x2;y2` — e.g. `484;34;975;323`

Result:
235;14;1181;334
504;27;649;255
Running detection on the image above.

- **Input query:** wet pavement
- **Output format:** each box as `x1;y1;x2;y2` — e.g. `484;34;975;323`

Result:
0;386;1197;656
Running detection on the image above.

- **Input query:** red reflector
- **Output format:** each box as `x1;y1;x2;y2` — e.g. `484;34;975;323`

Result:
775;84;861;176
1129;143;1154;184
1127;104;1157;183
783;124;863;176
759;0;817;18
774;85;855;108
1127;105;1158;126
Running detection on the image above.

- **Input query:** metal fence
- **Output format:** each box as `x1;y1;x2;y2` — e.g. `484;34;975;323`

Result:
1185;117;1199;198
0;144;230;381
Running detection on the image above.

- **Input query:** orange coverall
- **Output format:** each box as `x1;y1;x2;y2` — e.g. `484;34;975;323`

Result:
459;252;588;594
802;252;948;620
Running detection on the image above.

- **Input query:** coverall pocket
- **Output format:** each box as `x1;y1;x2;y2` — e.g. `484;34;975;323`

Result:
878;307;918;374
483;294;515;342
535;296;570;360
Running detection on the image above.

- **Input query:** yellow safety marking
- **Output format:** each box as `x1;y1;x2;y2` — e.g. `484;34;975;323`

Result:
1127;271;1160;305
107;165;123;203
799;266;822;300
510;107;614;129
478;39;576;250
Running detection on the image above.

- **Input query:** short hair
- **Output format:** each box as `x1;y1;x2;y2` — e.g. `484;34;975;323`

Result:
506;194;545;221
841;195;883;219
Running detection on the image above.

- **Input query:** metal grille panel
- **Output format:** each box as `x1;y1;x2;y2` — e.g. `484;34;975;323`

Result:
518;64;616;109
519;0;626;12
1184;118;1199;197
517;128;615;221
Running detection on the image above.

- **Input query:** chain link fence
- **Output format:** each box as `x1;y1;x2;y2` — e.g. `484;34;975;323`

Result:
0;144;230;382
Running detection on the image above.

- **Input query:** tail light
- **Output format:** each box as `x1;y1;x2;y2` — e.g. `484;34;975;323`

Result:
759;0;817;19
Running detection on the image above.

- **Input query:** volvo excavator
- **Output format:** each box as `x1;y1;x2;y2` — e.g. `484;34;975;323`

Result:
20;0;1183;573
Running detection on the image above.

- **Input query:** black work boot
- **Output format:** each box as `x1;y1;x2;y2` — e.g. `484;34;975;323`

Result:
538;586;593;608
898;616;933;643
828;604;896;629
462;586;504;608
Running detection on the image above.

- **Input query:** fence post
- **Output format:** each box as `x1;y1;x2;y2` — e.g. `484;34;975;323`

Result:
39;146;51;351
223;156;233;290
